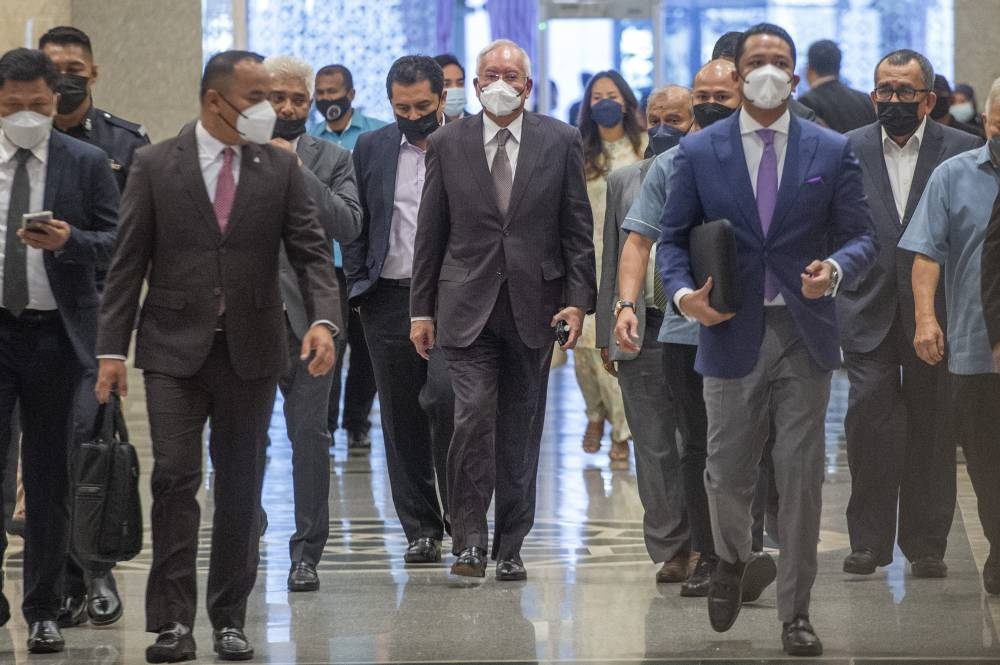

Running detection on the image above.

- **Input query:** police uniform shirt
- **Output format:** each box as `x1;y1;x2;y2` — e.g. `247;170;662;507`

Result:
62;104;149;192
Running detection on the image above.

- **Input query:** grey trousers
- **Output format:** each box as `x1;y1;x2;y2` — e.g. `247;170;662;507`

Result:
702;308;830;623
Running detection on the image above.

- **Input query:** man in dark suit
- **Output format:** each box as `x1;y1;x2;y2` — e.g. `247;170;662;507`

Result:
0;48;118;653
95;51;340;663
798;40;876;133
839;49;982;581
658;25;876;656
264;54;362;593
342;55;455;566
410;39;596;581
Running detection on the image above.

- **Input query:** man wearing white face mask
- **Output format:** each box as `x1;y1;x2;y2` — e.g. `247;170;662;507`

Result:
434;53;468;121
0;47;117;654
658;24;876;656
94;50;340;663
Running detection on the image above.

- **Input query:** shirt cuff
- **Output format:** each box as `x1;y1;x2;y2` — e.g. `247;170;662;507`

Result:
97;355;127;361
410;316;433;322
673;287;697;323
823;258;843;297
309;320;340;336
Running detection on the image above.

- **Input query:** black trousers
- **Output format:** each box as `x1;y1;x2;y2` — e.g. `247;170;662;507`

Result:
0;310;81;623
143;334;275;631
843;314;955;563
328;268;377;435
442;285;553;560
951;373;1000;550
358;282;453;543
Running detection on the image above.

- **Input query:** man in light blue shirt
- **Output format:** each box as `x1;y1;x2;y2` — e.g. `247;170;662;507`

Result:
898;80;1000;596
308;64;387;151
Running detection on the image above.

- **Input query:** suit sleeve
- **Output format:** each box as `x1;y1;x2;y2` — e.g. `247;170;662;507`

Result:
559;129;597;312
410;132;450;319
300;145;362;244
595;170;623;348
281;155;342;332
656;143;703;301
96;149;154;357
341;140;370;291
827;141;879;291
982;200;1000;348
58;149;120;267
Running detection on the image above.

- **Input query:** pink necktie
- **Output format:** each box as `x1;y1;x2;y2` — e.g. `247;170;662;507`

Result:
214;147;236;232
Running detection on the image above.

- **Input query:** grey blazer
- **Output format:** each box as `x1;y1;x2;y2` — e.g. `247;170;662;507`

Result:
596;158;654;361
838;120;982;354
280;134;362;339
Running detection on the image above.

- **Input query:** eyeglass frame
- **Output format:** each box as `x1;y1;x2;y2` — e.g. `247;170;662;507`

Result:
478;71;529;87
872;84;932;103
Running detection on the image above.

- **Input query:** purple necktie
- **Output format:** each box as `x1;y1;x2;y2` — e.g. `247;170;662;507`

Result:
756;128;780;300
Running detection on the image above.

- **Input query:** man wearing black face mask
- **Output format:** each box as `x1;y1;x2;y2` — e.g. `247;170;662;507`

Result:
341;55;455;566
264;55;361;593
308;64;386;151
838;50;982;582
931;74;984;138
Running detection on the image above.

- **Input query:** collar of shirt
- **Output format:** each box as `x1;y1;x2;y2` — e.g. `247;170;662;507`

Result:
195;120;239;161
810;75;838;89
483;111;523;147
399;132;427;154
0;130;49;166
739;107;791;138
881;116;928;153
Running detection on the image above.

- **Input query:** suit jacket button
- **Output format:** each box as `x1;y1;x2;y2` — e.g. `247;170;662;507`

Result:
213;287;222;296
496;271;504;279
502;229;510;236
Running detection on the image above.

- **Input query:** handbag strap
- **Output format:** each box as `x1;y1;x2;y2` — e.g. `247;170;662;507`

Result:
91;393;129;443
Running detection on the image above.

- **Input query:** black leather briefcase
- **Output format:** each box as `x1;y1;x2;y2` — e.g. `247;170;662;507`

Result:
71;394;142;563
689;218;741;313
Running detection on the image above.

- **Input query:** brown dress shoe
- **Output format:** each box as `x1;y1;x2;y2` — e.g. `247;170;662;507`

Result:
656;551;689;583
582;420;603;453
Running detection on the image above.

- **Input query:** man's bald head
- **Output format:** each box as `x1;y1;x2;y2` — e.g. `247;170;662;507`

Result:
646;84;693;131
691;59;741;129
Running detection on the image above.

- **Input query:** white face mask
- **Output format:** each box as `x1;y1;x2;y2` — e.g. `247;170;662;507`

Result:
1;110;53;150
444;87;467;117
950;101;975;123
742;64;793;111
478;80;524;117
233;99;277;145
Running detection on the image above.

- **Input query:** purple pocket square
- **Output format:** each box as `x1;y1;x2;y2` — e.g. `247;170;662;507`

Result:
804;175;824;185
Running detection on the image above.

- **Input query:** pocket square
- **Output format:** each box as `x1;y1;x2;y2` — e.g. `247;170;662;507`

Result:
804;175;824;185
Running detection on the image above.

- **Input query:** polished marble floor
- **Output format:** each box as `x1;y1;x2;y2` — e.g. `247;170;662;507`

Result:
2;358;999;664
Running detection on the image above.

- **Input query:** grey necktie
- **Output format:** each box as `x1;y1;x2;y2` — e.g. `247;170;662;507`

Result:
5;149;31;317
492;128;513;216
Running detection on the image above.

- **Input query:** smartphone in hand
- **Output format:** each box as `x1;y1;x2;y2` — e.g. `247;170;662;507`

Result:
555;320;570;346
22;211;53;234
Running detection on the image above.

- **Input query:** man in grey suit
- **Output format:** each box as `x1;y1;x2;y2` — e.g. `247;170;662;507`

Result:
95;51;340;663
265;55;362;593
839;49;982;578
410;39;595;581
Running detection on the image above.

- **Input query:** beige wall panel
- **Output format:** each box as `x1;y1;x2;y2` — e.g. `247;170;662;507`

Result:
955;0;1000;115
0;0;72;51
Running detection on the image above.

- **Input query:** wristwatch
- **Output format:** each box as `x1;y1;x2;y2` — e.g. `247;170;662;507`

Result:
824;261;840;296
614;299;635;319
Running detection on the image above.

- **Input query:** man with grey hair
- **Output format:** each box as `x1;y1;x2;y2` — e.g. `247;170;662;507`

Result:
906;75;1000;597
410;38;595;580
264;53;362;593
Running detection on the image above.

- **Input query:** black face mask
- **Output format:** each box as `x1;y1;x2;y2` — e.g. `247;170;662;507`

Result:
272;116;307;140
930;95;951;120
644;123;685;158
989;135;1000;169
315;96;351;122
877;101;922;138
55;73;89;115
692;102;736;129
396;109;440;142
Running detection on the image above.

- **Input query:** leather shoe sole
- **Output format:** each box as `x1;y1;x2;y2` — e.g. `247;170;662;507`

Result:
911;556;947;578
451;560;486;577
783;625;824;656
147;644;196;663
741;552;777;602
496;560;527;581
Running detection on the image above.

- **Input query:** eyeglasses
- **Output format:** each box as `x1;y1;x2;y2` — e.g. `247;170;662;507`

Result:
480;71;527;86
873;84;930;103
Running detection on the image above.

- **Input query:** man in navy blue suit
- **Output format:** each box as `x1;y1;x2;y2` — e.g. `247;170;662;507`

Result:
0;48;118;653
657;24;876;656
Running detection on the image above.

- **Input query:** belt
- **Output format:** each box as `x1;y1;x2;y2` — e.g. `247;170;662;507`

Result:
378;277;411;288
0;308;60;325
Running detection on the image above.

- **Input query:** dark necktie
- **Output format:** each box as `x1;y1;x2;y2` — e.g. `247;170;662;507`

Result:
756;129;780;300
492;128;513;216
5;149;31;316
652;272;668;312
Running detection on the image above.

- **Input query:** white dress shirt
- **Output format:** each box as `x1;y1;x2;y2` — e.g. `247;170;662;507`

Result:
0;131;58;311
382;135;426;280
881;116;927;220
483;111;523;179
196;120;241;200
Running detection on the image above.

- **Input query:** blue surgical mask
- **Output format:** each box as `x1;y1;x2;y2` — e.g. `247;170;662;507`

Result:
591;98;624;129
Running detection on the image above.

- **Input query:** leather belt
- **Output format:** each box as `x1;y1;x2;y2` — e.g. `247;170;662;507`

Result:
378;277;411;288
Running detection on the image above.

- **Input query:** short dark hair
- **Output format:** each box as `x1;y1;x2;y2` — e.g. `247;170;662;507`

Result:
433;53;464;78
933;74;952;99
712;32;742;61
316;64;353;91
0;48;59;91
874;49;934;90
734;24;797;72
385;55;444;100
38;25;93;58
808;39;841;77
200;50;264;101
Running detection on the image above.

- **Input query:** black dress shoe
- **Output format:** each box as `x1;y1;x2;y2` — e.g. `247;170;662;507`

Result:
0;590;9;628
984;551;1000;595
88;572;123;626
404;537;442;564
741;551;777;602
147;622;197;663
347;429;371;453
843;548;877;575
450;546;487;577
707;552;776;633
27;620;65;654
681;553;717;597
782;615;823;656
214;627;254;661
259;508;269;539
496;557;527;581
57;593;88;628
287;561;319;592
911;554;947;578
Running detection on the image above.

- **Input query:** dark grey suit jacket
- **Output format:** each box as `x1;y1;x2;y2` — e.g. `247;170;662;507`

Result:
595;158;653;361
97;123;340;380
410;111;596;349
838;119;982;353
280;134;361;339
799;80;877;134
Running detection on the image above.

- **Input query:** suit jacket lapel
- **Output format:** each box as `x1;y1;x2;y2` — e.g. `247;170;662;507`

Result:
506;112;542;223
859;123;901;225
175;125;223;239
712;116;760;240
461;113;498;214
295;134;318;169
768;116;818;238
43;133;64;210
903;120;944;227
223;143;264;239
380;127;401;221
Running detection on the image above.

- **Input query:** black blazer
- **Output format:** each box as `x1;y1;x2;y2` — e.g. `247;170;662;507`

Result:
798;79;877;134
